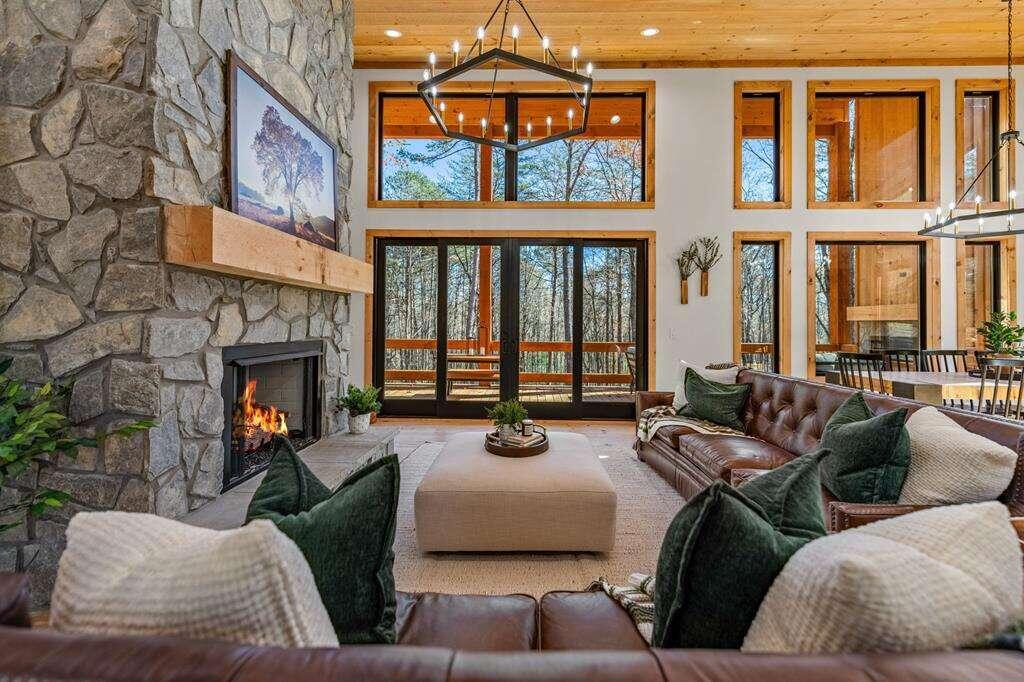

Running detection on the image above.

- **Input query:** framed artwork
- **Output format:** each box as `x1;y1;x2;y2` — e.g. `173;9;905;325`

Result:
228;52;338;249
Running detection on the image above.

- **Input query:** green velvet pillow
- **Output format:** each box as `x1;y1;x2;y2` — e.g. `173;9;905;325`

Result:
819;392;910;504
652;450;829;649
677;367;750;430
245;435;400;644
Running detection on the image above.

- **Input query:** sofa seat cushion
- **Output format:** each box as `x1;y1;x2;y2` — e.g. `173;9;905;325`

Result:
540;591;650;651
678;434;795;482
653;424;699;449
396;592;537;651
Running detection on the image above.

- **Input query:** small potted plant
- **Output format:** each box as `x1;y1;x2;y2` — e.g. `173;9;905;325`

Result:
676;243;698;304
337;385;381;435
980;310;1024;356
694;236;723;297
485;399;528;441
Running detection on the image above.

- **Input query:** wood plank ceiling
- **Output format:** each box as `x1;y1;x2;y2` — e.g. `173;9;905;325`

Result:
353;0;1019;68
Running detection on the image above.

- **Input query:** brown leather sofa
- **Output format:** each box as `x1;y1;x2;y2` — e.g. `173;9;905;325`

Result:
1;573;1022;680
636;369;1024;531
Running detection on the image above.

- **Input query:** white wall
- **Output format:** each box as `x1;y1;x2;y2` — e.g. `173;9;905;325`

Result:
348;66;1024;391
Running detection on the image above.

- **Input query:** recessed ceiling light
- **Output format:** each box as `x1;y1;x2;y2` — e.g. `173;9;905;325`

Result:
385;28;402;38
640;27;659;37
610;114;621;125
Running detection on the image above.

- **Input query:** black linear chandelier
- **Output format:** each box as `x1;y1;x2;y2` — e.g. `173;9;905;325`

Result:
921;0;1023;239
416;0;593;153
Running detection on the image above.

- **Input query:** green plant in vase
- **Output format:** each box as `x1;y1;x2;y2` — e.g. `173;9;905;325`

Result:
485;399;528;441
337;385;381;435
979;311;1024;356
0;356;153;540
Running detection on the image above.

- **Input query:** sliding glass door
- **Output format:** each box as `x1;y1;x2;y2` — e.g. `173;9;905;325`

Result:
373;236;647;418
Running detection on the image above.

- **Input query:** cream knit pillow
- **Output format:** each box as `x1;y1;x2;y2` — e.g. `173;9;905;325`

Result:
898;407;1017;504
672;361;740;410
51;512;339;648
742;502;1023;654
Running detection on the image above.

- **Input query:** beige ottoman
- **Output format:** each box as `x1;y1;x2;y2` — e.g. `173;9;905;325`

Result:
414;431;617;552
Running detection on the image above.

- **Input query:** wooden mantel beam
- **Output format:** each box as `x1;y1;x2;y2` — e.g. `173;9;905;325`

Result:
164;205;373;294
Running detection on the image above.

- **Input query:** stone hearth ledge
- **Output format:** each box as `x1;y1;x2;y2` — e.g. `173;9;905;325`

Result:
182;426;398;530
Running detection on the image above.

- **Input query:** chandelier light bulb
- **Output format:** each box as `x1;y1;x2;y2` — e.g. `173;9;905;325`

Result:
571;45;579;72
439;101;446;123
476;26;485;54
948;201;956;214
480;117;487;132
457;111;464;132
975;195;982;215
922;212;931;229
1011;189;1018;210
546;115;552;136
586;62;593;76
567;108;574;124
452;39;461;66
542;36;550;64
422;68;430;81
526;120;532;140
610;114;621;125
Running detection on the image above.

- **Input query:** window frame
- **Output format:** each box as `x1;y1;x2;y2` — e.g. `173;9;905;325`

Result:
804;231;941;378
955;236;1017;349
955;79;1016;209
368;80;655;209
806;80;940;209
733;81;792;209
732;231;792;374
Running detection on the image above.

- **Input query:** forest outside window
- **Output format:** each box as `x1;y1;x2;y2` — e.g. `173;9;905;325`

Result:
956;80;1014;206
734;82;791;208
732;232;791;374
371;83;653;207
808;81;939;208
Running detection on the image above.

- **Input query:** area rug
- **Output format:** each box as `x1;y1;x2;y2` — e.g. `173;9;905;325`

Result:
391;431;683;598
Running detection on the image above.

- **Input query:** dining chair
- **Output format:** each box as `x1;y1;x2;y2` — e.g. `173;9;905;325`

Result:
882;349;919;372
977;357;1024;420
920;349;971;373
836;352;887;394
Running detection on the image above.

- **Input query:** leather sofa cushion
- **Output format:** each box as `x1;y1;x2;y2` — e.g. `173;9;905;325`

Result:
396;592;537;651
653;424;698;449
539;591;650;651
678;434;794;481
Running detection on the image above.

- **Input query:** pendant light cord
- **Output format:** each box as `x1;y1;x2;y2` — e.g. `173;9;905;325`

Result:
1010;0;1015;120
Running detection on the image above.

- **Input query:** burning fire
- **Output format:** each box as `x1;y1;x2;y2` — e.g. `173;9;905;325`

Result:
234;380;288;448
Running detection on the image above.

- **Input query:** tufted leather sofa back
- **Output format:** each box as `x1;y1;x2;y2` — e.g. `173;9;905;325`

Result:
737;369;1024;511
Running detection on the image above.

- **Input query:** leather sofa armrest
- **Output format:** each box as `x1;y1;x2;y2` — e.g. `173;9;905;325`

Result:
729;468;769;487
828;502;937;532
0;573;31;628
635;391;674;422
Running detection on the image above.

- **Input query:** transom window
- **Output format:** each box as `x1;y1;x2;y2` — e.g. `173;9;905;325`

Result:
371;84;652;207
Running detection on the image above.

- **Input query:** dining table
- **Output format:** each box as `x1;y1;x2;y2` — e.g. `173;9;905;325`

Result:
823;370;1020;406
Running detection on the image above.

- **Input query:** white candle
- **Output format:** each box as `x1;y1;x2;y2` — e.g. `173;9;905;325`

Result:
542;36;550;64
476;26;485;55
428;51;436;77
511;24;520;53
452;40;460;66
571;45;579;72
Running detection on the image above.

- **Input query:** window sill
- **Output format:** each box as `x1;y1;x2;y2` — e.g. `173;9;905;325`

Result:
734;200;792;210
368;200;655;210
807;200;938;210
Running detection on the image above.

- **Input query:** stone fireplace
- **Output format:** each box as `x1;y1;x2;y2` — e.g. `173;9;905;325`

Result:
0;0;356;604
222;341;323;490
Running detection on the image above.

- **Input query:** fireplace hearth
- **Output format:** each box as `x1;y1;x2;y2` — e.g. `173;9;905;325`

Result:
221;341;323;491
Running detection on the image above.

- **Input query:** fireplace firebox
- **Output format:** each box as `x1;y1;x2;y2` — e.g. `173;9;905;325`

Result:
220;341;323;491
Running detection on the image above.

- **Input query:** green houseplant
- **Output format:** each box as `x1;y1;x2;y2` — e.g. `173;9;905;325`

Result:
979;311;1024;356
676;243;699;304
337;385;382;435
485;399;528;440
0;357;152;536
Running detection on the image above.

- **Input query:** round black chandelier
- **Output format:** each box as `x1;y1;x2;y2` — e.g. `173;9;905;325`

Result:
416;0;594;153
921;0;1024;238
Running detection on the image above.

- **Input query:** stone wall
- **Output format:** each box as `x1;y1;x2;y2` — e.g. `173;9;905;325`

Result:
0;0;356;604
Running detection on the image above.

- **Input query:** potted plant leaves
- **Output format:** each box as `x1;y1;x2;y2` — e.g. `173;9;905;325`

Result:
980;311;1024;356
676;243;699;304
0;357;152;539
485;399;528;441
694;236;723;296
337;385;382;435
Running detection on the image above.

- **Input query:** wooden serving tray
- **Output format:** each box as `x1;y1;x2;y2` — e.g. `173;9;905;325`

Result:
484;432;549;458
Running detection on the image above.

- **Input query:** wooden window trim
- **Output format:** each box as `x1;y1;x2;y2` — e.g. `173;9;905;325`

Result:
367;80;656;209
733;82;792;209
363;228;657;388
955;236;1017;348
806;79;941;210
732;231;792;374
955;79;1016;209
804;231;941;378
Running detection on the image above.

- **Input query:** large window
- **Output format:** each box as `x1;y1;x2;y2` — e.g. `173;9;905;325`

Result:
370;83;653;207
956;237;1016;349
732;232;791;374
956;80;1014;205
807;80;939;208
734;81;791;208
807;234;939;377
